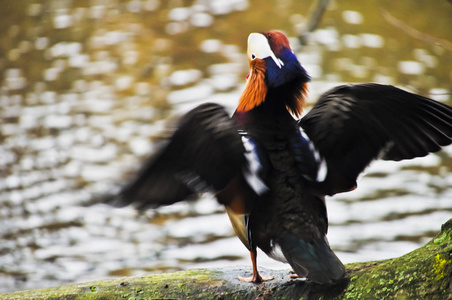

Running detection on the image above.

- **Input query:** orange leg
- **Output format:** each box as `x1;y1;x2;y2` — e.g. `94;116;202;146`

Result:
239;250;274;283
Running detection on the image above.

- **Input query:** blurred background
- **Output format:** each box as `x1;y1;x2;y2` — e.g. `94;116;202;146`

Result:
0;0;451;293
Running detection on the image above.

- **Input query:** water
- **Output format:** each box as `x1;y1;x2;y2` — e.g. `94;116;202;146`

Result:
0;0;451;293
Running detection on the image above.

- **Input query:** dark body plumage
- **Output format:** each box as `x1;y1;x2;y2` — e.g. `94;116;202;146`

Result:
107;31;452;284
233;86;345;283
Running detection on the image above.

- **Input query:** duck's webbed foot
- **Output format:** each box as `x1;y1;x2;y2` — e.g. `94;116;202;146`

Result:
239;273;274;283
239;250;275;283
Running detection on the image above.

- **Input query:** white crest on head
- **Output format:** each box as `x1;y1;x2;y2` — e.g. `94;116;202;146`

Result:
247;33;282;69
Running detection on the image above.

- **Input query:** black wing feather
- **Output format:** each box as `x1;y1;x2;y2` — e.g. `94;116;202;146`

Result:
300;83;452;196
108;103;246;209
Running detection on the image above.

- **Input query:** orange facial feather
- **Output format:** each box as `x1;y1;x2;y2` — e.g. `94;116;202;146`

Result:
237;59;267;112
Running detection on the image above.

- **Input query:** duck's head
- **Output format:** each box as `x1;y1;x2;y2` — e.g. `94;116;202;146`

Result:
237;31;310;117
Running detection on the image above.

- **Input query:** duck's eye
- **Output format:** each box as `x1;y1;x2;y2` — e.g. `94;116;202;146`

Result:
251;53;256;60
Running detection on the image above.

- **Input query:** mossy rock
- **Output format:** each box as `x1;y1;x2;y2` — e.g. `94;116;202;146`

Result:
2;219;451;300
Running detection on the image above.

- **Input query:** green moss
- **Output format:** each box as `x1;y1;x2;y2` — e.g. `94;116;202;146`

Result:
1;269;225;300
329;219;452;300
434;232;449;245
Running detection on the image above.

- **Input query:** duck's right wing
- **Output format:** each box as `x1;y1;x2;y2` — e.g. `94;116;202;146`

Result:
299;83;452;196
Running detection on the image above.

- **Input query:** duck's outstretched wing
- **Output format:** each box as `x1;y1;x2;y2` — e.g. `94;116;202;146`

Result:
299;83;452;196
107;103;247;210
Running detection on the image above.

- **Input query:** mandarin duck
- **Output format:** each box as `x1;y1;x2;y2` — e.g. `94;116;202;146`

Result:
107;31;452;284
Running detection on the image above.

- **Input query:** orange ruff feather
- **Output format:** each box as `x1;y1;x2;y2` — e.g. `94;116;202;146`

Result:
287;82;308;118
237;59;267;112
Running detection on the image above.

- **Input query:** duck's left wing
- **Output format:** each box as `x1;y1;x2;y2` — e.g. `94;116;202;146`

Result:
299;83;452;196
107;103;247;210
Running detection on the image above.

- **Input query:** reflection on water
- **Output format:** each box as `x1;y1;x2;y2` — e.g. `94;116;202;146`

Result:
0;0;451;293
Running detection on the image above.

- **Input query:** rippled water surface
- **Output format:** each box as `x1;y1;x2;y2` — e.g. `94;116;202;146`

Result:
0;0;451;293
